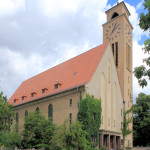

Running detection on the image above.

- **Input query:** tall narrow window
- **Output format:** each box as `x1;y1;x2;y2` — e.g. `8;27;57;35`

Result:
115;42;118;67
69;99;72;106
16;112;19;132
25;110;28;117
112;43;114;56
126;44;131;71
48;104;53;121
69;113;72;125
36;107;40;113
128;45;130;71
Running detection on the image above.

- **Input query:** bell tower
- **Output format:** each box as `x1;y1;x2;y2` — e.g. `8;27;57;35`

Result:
103;1;133;147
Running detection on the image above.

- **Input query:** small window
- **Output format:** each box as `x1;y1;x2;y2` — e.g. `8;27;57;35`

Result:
70;99;72;106
36;107;40;113
73;72;77;75
42;89;45;94
22;96;24;101
111;12;119;19
31;93;34;97
69;113;72;125
55;84;58;89
14;99;16;104
25;110;28;117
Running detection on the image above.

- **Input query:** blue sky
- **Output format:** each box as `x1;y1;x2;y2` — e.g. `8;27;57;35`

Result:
0;0;149;103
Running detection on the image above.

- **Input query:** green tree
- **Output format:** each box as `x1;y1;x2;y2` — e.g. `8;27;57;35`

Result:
21;111;55;149
77;94;101;148
134;0;150;88
51;120;91;150
121;106;132;149
0;131;21;148
0;91;14;132
133;93;150;146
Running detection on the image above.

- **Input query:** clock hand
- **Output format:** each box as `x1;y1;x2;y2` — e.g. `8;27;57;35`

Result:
111;24;120;35
111;22;117;34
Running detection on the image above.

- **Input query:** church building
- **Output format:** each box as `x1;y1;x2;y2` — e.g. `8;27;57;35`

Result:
9;1;133;149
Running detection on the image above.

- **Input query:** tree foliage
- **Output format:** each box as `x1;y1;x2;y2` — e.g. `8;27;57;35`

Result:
121;107;132;149
21;111;55;149
77;94;101;147
134;0;150;88
0;91;14;132
51;120;91;150
133;93;150;146
0;131;21;148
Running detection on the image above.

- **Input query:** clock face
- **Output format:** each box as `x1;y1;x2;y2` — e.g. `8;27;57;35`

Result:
105;22;121;41
125;24;132;43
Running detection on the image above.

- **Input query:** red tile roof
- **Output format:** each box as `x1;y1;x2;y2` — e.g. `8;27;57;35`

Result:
9;42;109;105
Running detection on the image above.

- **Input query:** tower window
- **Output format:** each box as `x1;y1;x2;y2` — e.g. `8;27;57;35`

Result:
111;12;119;20
126;43;131;71
112;43;114;56
48;104;53;121
115;42;118;67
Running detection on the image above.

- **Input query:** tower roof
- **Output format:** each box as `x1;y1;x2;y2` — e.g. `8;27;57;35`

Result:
105;1;130;16
9;42;109;106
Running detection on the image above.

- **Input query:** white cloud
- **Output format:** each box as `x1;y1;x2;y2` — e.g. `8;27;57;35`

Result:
136;0;144;10
132;41;150;103
0;0;25;17
0;0;149;102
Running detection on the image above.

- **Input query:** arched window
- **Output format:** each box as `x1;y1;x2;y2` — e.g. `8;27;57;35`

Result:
25;110;28;117
111;12;119;19
36;107;40;113
48;104;53;121
16;112;19;132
